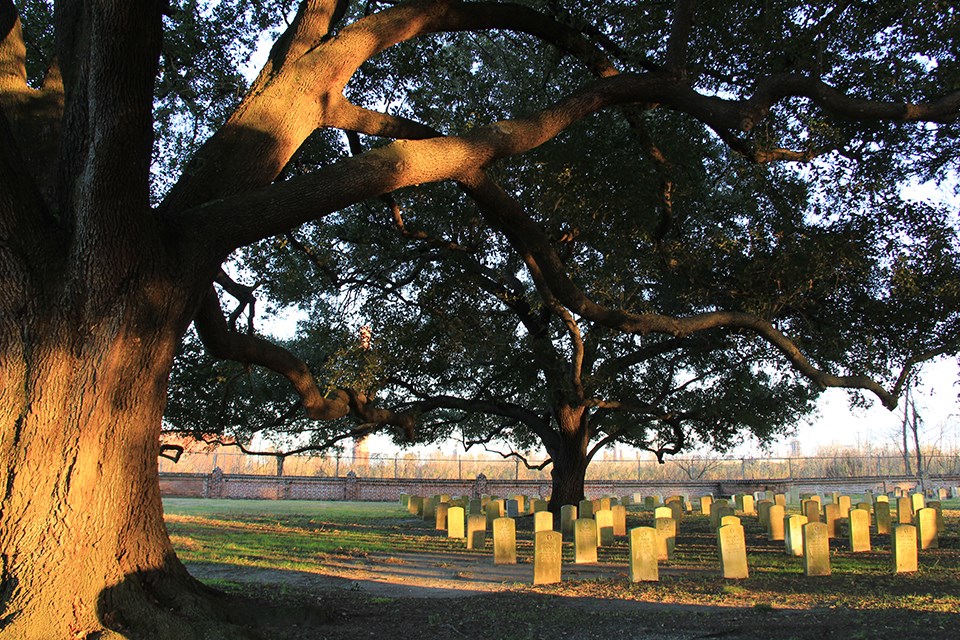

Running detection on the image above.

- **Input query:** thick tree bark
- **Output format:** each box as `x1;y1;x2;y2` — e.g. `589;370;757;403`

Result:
545;405;591;512
0;276;255;638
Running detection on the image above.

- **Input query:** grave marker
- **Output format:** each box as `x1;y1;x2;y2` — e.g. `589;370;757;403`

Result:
560;504;577;537
837;495;852;519
740;494;756;516
655;516;676;562
802;499;821;524
612;504;627;537
917;507;938;550
785;514;808;556
435;503;449;531
534;510;553;533
574;518;598;563
596;509;615;546
578;499;595;520
848;507;871;552
718;523;749;579
823;503;841;538
467;514;486;550
629;527;659;582
897;496;913;524
768;505;785;541
533;531;562;585
875;500;892;535
493;517;517;564
447;506;466;539
893;525;918;573
803;522;831;576
699;495;713;516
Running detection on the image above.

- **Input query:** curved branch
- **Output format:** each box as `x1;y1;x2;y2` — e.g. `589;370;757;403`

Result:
193;285;416;436
461;171;900;409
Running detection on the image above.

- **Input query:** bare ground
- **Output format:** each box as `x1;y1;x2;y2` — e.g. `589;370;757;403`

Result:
184;551;960;640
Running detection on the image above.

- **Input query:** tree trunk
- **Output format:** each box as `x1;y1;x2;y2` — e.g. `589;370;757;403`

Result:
0;286;252;638
545;406;590;513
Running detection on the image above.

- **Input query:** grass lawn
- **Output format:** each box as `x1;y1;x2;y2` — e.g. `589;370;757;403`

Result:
163;496;960;639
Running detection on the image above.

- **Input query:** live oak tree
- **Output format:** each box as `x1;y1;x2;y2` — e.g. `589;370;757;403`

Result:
2;0;959;638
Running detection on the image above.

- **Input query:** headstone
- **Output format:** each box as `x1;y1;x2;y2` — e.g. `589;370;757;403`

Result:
435;503;449;531
400;493;409;507
837;495;852;519
597;497;612;511
740;494;756;516
447;506;465;538
927;501;945;532
408;495;423;516
712;504;736;529
504;499;519;518
875;500;892;535
875;494;889;503
534;510;554;533
466;514;486;550
785;514;808;556
493;517;517;564
655;516;677;562
757;500;773;528
578;499;595;520
533;530;562;585
533;499;549;513
486;499;504;529
823;503;841;538
848;508;871;552
654;506;673;520
668;500;684;522
803;522;831;577
718;523;749;579
561;504;577;537
469;498;483;515
439;494;451;504
512;495;526;514
855;502;872;514
612;504;627;537
423;497;437;522
897;496;913;524
917;507;938;550
802;499;821;524
938;487;948;500
629;527;659;582
700;495;713;516
720;515;741;528
595;509;615;546
774;493;787;508
910;492;925;514
768;505;785;541
893;524;918;573
574;518;598;563
644;496;657;510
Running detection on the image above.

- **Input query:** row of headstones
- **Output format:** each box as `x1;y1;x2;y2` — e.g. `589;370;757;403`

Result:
401;490;944;584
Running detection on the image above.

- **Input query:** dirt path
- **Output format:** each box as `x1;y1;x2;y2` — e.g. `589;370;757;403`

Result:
187;550;640;599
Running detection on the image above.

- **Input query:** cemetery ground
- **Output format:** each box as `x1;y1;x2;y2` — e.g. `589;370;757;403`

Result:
163;498;960;639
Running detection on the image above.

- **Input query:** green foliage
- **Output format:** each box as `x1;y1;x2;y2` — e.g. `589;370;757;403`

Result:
154;2;960;468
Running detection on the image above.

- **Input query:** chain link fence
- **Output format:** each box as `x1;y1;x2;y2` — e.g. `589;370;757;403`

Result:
159;450;960;481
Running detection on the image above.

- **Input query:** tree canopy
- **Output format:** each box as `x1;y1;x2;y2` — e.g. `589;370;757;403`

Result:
164;0;960;506
2;0;959;637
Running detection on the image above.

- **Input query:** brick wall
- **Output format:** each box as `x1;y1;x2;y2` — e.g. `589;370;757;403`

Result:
159;471;960;501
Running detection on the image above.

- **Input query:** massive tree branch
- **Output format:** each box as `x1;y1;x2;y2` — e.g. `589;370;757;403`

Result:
461;171;901;409
174;66;960;266
161;0;616;215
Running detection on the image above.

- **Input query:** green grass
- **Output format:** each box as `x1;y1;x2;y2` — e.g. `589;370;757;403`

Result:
163;497;960;614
